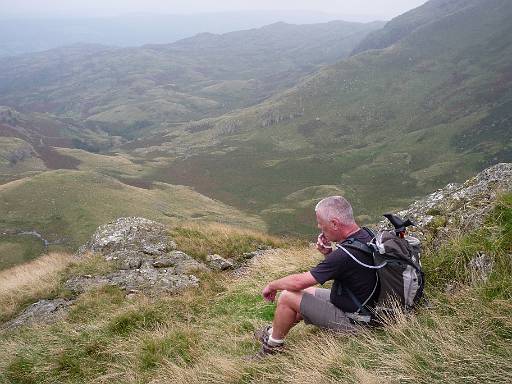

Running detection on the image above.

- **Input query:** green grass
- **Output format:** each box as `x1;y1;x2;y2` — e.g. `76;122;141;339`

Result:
0;235;45;271
423;194;512;300
0;169;266;268
117;0;512;237
169;223;292;263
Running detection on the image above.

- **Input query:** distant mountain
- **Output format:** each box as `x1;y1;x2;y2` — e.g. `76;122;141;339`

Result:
125;0;511;234
0;11;381;57
0;20;384;138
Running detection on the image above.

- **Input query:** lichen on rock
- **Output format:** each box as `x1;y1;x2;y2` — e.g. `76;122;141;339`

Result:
385;163;512;241
69;217;208;294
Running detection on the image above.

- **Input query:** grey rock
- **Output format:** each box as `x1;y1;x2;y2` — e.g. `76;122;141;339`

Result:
113;251;144;270
64;275;111;293
167;251;209;274
207;254;234;270
242;250;266;259
64;268;197;294
380;163;512;241
68;217;206;294
77;217;176;260
1;299;74;331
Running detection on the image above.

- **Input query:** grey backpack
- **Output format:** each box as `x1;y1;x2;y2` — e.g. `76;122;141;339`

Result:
338;214;424;322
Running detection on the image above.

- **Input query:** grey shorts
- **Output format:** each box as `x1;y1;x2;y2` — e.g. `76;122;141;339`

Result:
299;288;357;332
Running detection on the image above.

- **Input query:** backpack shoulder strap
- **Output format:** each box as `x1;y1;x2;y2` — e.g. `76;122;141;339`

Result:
362;226;376;238
338;245;387;269
342;240;372;255
341;227;375;253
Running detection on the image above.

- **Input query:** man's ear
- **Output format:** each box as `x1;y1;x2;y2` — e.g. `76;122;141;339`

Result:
330;218;342;230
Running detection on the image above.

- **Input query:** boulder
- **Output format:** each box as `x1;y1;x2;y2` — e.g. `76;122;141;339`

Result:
165;251;209;274
78;217;176;261
1;299;74;331
68;217;207;295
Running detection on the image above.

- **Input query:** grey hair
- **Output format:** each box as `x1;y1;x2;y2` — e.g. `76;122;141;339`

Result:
315;196;355;224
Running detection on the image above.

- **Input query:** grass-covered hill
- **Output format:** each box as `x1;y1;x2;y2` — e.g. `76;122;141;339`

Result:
0;20;383;138
0;187;510;383
126;0;511;234
0;107;114;181
351;0;479;55
0;168;266;271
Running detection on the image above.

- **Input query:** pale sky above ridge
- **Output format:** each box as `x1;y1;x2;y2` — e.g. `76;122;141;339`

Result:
0;0;428;20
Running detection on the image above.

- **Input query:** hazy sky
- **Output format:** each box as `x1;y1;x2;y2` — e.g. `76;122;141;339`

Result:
1;0;428;19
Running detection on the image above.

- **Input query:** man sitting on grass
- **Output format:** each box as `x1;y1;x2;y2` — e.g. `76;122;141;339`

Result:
255;196;378;355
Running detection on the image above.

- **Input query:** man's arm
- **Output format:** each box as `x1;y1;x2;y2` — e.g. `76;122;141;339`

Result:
262;272;318;302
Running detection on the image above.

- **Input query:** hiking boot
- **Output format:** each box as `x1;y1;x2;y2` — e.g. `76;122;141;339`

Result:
253;324;272;343
257;337;285;356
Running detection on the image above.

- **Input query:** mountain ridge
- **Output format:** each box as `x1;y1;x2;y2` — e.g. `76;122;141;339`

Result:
0;19;383;135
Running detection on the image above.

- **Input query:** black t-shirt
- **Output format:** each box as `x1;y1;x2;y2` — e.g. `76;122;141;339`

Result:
310;228;377;312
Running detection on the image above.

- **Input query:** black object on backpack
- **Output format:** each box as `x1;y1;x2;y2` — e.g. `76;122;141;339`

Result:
338;214;425;322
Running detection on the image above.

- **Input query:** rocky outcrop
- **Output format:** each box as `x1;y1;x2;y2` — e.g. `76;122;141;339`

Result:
386;163;512;240
78;217;177;258
4;217;272;330
70;218;207;294
3;218;210;330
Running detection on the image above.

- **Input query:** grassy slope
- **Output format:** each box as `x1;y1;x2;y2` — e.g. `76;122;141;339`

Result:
0;194;510;383
132;0;512;235
0;169;265;267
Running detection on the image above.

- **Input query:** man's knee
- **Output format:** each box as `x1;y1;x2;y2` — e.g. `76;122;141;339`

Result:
277;290;304;311
303;287;316;296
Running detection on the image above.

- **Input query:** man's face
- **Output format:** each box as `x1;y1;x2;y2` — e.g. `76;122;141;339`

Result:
316;211;339;242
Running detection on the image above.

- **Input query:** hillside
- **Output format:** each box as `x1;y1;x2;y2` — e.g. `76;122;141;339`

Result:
0;0;511;267
124;0;511;234
0;19;385;267
0;164;510;383
0;21;383;138
0;169;265;270
351;0;480;55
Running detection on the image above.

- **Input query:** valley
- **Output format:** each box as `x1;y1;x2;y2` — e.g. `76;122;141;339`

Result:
0;0;511;267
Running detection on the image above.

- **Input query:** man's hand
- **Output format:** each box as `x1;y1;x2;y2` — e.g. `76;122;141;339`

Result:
316;233;332;255
262;284;277;302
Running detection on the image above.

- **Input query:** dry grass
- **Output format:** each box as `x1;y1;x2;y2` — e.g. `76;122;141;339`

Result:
0;252;73;322
169;221;296;263
1;202;511;384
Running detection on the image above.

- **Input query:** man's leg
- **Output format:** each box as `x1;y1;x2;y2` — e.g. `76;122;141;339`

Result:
271;287;316;340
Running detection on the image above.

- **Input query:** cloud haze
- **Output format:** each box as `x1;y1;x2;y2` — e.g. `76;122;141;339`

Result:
1;0;428;19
